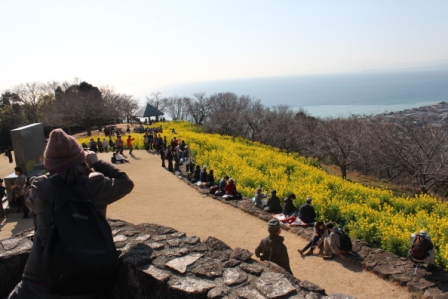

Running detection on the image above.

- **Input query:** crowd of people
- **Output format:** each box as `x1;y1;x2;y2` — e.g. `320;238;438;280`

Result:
0;123;440;298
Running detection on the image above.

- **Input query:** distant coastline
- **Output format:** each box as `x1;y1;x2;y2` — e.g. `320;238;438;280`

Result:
151;70;448;118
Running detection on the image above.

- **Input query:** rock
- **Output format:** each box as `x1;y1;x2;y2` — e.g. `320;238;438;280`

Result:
120;243;153;266
299;280;325;294
112;229;121;235
170;232;186;238
211;251;230;261
205;236;232;250
1;238;22;250
166;239;181;247
390;274;413;286
124;231;138;237
147;242;164;250
407;279;436;292
223;268;248;286
189;243;209;252
230;248;252;262
140;264;171;282
191;258;223;277
239;262;264;275
236;287;266;299
113;235;128;242
208;285;231;298
136;223;177;235
169;276;216;294
255;272;296;298
372;264;403;279
165;253;203;273
423;287;448;299
223;259;241;268
135;234;151;242
165;247;189;257
184;236;200;244
152;235;167;241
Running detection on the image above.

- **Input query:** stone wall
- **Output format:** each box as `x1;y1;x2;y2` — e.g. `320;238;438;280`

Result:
179;174;448;299
0;220;354;299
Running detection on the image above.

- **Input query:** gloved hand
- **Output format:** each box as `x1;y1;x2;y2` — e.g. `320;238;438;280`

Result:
84;150;98;169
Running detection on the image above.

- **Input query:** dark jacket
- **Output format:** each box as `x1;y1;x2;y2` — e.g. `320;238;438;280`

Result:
255;234;292;274
200;169;207;182
282;197;297;216
13;161;134;298
266;195;282;213
298;203;316;223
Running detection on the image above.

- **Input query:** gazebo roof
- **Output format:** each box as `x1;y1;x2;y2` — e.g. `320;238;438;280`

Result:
134;103;164;117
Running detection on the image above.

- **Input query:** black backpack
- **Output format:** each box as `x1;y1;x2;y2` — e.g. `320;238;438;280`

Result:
335;229;352;252
259;238;273;261
43;175;118;296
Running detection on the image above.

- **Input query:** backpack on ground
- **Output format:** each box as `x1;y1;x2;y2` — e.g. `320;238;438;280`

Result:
410;235;428;260
336;229;352;252
43;175;118;296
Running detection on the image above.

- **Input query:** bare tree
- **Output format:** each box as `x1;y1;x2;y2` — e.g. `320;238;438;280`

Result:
162;96;190;121
13;82;46;124
184;93;210;124
146;92;166;121
308;116;363;179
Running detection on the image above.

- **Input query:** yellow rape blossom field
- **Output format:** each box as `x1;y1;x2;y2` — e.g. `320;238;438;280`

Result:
78;121;448;270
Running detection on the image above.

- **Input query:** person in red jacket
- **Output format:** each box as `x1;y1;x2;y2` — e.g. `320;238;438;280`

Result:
224;178;237;195
127;135;135;155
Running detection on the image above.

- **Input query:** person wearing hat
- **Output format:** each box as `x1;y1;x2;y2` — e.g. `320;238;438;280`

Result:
409;230;437;271
298;197;316;224
7;128;134;298
264;190;282;214
255;219;292;274
282;193;298;216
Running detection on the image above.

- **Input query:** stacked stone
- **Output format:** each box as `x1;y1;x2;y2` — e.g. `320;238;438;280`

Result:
0;220;355;299
178;168;448;298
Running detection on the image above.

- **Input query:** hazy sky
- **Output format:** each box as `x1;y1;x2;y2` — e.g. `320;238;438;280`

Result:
1;0;447;100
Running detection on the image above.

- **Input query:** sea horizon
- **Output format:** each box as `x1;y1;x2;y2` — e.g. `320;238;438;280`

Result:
147;70;448;118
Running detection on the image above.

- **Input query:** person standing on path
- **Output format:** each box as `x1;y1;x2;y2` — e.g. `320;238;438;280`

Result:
127;135;135;155
11;166;28;218
5;146;13;163
255;219;292;274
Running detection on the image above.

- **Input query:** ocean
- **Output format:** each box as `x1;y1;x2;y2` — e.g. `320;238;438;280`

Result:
157;70;448;118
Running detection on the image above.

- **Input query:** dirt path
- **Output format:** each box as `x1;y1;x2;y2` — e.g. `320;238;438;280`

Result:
0;150;410;299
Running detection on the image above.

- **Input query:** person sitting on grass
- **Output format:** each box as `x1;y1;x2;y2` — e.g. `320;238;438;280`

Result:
219;175;229;193
207;169;215;187
255;219;292;274
298;197;316;224
224;178;237;195
263;190;282;214
282;193;297;216
192;165;201;183
253;187;267;209
200;166;208;183
298;220;327;256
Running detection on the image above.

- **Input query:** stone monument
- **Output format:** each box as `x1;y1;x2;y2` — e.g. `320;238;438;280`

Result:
3;123;46;207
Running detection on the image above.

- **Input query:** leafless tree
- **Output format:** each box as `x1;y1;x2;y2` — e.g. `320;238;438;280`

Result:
307;116;363;179
163;96;189;121
146;92;166;121
13;82;46;124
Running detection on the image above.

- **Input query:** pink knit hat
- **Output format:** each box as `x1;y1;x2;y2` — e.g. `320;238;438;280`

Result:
44;129;85;171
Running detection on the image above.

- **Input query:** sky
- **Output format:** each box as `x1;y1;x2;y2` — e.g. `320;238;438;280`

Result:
1;0;447;102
